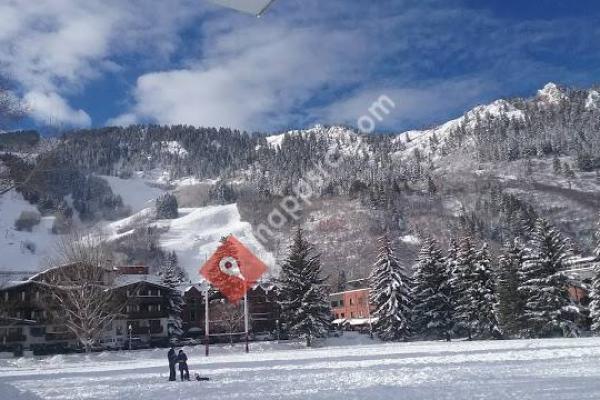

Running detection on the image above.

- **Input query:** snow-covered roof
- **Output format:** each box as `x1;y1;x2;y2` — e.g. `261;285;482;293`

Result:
330;288;370;296
113;274;167;289
332;318;378;326
0;280;34;290
346;318;377;326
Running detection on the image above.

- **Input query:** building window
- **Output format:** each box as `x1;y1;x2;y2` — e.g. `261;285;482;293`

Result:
190;309;197;321
349;298;353;306
340;313;345;318
21;291;26;301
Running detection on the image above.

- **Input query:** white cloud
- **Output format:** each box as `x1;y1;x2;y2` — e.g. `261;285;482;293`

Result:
318;79;497;131
106;113;138;127
0;0;205;126
116;21;366;130
24;91;91;128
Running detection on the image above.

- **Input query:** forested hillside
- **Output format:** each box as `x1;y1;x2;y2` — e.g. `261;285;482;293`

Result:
1;83;599;284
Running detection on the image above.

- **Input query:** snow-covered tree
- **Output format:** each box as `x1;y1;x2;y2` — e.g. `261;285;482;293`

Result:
472;243;500;338
588;215;600;332
412;237;453;341
589;269;600;333
496;239;526;336
450;238;500;339
160;253;185;342
519;218;579;337
155;193;179;219
369;235;413;341
449;237;478;339
278;227;330;347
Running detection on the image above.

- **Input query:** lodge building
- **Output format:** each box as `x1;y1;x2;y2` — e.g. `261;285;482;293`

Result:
0;265;279;355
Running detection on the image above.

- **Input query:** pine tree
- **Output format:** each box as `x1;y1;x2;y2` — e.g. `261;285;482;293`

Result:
160;253;185;342
412;237;453;341
496;239;526;336
336;269;347;292
519;218;578;337
369;235;413;341
449;237;478;339
588;215;600;332
155;193;179;219
278;227;330;347
472;243;500;338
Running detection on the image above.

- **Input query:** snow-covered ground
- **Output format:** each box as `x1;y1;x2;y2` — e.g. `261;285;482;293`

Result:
100;174;166;213
105;203;276;280
2;335;600;399
0;190;57;274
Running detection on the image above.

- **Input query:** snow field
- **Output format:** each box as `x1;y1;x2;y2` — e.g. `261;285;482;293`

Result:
2;335;600;399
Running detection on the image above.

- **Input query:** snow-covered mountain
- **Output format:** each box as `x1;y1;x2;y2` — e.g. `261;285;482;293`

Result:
2;82;600;284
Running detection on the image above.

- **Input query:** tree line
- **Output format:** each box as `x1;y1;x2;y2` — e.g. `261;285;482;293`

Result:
369;216;600;342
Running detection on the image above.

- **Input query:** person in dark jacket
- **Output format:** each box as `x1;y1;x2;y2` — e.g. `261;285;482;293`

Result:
178;350;190;381
167;347;177;381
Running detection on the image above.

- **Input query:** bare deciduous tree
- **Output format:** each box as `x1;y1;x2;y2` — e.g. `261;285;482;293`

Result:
212;300;246;344
40;232;125;352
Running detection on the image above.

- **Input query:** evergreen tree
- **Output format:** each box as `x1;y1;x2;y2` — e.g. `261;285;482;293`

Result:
278;227;330;347
589;269;600;333
472;243;501;338
519;218;578;337
412;237;453;341
496;239;526;336
589;215;600;332
336;269;347;292
369;235;413;341
160;253;185;342
449;237;478;339
155;193;179;219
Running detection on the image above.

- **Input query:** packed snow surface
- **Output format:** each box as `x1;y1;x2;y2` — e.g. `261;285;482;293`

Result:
100;174;165;213
2;335;600;399
106;203;276;280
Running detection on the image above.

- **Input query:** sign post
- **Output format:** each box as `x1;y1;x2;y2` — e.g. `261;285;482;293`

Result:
199;235;268;354
244;288;249;353
198;280;211;357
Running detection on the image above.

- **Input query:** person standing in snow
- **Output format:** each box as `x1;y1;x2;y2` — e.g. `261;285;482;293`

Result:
178;349;190;381
168;347;177;381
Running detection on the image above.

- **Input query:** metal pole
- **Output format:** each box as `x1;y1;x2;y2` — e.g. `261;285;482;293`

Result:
205;288;210;357
244;288;249;353
366;294;373;339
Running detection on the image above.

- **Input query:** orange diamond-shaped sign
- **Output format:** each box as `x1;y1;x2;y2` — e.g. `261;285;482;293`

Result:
200;235;268;303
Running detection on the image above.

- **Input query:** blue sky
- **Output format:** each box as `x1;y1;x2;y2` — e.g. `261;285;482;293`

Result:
2;0;600;134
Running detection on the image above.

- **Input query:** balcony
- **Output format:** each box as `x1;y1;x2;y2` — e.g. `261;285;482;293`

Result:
2;334;26;343
131;325;164;335
126;311;167;319
45;332;76;341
